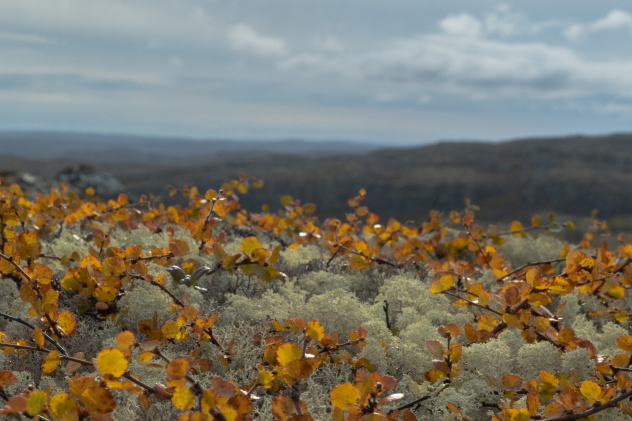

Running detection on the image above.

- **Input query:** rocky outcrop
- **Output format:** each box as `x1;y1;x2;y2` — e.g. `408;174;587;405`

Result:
2;164;128;200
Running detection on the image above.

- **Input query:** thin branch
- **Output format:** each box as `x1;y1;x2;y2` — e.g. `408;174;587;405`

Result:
126;271;185;307
0;311;68;356
326;240;352;268
543;388;632;421
383;300;392;330
496;258;566;283
0;253;65;339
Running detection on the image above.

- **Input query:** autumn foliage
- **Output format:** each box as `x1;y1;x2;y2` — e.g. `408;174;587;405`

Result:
1;173;632;420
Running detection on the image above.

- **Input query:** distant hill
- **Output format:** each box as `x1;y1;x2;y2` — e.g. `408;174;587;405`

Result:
2;131;632;227
0;131;389;164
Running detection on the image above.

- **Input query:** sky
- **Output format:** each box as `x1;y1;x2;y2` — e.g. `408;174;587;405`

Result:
1;0;632;145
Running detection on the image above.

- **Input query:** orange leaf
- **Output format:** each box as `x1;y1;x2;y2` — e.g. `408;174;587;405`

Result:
33;264;53;285
526;393;539;416
116;331;135;352
426;340;445;358
272;395;298;419
330;383;360;410
446;402;461;414
167;358;190;381
81;386;116;414
0;371;17;387
349;254;367;270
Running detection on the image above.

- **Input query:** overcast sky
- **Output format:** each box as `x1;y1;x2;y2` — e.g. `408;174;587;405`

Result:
1;1;631;144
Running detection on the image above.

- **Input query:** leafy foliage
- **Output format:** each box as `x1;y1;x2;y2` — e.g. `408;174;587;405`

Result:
0;173;631;421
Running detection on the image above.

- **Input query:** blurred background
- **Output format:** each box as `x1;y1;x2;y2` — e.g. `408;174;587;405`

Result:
2;1;632;238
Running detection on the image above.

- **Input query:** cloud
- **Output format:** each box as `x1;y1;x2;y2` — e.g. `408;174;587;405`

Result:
228;24;288;57
439;13;483;38
0;31;55;44
565;9;632;40
279;30;632;100
312;36;344;52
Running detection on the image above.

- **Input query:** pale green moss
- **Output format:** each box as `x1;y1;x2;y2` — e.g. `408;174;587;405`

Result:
497;234;566;267
561;347;594;380
515;341;562;381
281;244;325;266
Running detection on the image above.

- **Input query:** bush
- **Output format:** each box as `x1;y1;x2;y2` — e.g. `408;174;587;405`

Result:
0;178;631;421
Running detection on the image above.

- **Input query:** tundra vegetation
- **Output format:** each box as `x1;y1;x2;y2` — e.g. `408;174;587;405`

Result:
0;174;632;421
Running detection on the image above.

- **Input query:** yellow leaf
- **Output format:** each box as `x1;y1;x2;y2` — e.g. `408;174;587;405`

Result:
501;408;530;421
276;343;302;366
241;236;262;256
330;383;360;410
172;386;195;411
510;221;525;237
49;393;78;419
478;290;491;307
528;292;552;306
96;348;128;377
608;285;625;298
440;275;455;290
258;369;274;388
617;334;632;352
502;314;524;329
42;350;61;373
478;314;498;331
580;380;601;403
34;327;45;348
625;243;632;258
57;311;77;336
305;320;325;341
539;371;559;386
26;390;48;416
430;280;443;294
201;389;217;413
162;320;179;339
138;351;154;363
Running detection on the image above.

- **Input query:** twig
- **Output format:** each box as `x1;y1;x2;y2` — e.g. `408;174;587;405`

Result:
0;253;65;339
0;311;68;356
496;258;565;283
383;300;391;330
543;388;632;420
126;271;185;307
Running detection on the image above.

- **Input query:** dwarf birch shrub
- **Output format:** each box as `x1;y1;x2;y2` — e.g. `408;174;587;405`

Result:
3;178;632;421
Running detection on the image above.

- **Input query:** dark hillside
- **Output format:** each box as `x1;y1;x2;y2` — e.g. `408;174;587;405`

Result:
2;132;632;225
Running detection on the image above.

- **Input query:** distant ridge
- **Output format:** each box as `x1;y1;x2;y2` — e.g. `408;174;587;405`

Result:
2;131;632;224
0;131;391;164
